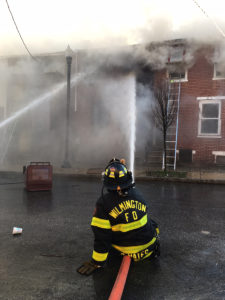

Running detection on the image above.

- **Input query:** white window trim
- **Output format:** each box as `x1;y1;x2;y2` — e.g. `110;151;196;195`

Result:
167;69;188;82
213;63;225;80
198;100;221;138
197;96;225;101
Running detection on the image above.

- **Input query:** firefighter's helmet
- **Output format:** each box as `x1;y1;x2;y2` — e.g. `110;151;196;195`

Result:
103;158;133;191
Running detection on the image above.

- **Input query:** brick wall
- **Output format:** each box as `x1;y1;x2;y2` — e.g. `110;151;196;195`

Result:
178;47;225;164
154;46;225;165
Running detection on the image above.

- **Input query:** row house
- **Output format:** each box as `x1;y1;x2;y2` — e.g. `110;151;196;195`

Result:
0;39;224;170
151;39;225;169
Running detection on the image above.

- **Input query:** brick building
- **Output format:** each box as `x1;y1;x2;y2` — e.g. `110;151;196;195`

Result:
151;40;225;168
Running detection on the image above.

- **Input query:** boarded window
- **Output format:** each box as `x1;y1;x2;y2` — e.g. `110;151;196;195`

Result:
179;149;192;163
216;156;225;165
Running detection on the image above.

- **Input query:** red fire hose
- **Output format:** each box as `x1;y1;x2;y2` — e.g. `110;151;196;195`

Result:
108;255;131;300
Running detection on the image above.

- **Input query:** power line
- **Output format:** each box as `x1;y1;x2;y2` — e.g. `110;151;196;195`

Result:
5;0;37;60
192;0;225;39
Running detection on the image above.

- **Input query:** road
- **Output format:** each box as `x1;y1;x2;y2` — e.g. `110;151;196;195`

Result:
0;174;225;299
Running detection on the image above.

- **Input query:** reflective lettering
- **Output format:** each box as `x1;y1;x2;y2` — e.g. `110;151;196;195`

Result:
109;201;147;219
142;204;146;212
119;203;125;211
125;200;132;209
132;211;138;220
115;207;122;215
109;209;118;219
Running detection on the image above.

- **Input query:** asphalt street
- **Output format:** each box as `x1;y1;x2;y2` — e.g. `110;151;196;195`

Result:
0;173;225;300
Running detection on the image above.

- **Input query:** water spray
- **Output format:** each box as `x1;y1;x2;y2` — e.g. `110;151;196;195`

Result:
129;75;136;178
0;72;86;130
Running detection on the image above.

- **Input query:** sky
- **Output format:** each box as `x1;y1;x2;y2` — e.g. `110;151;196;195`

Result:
1;0;225;56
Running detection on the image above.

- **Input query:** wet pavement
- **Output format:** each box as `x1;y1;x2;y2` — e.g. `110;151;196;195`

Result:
0;173;225;300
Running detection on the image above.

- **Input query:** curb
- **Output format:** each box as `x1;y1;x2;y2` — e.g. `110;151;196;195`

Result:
0;169;225;185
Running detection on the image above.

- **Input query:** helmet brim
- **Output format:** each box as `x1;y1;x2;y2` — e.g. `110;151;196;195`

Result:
103;178;133;191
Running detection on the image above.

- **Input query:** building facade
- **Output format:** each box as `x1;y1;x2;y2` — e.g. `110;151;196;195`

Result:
153;40;225;168
1;40;225;171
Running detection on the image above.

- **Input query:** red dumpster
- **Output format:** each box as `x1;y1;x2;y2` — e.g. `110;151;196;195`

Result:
25;162;52;191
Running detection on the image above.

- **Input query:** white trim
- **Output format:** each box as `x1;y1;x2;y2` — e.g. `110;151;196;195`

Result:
212;77;225;81
170;78;188;83
212;151;225;156
197;96;225;101
197;135;221;139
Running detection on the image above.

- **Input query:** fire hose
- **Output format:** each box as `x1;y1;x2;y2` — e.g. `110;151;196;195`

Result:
108;255;131;300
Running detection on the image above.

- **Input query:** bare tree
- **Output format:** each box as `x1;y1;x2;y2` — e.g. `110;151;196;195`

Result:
151;79;177;171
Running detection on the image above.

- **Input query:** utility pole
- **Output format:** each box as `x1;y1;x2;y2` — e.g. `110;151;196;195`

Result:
62;45;73;168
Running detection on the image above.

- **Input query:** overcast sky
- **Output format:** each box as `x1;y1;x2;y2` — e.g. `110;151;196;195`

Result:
1;0;225;56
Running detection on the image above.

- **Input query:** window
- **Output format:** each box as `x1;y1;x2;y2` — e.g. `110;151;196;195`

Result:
167;65;188;82
168;46;185;63
168;70;186;81
198;101;221;137
213;63;225;79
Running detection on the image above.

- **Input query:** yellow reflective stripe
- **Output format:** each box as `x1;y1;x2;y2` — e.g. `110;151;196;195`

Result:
92;250;108;262
123;166;127;173
112;237;156;254
119;171;125;177
109;171;115;178
91;217;111;229
144;250;153;259
111;214;148;232
156;227;160;235
133;250;153;261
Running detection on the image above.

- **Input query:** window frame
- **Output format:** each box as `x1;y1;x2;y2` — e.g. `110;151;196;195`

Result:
213;63;225;80
167;65;188;82
198;100;221;138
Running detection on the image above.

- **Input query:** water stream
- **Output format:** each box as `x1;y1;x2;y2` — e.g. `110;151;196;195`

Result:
0;72;85;130
129;75;136;177
0;69;136;172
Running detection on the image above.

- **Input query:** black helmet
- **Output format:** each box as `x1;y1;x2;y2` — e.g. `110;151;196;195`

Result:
103;158;133;191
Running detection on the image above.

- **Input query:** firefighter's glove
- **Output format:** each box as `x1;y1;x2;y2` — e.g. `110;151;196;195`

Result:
77;261;101;276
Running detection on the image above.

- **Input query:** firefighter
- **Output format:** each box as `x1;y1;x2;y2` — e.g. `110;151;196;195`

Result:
77;158;160;276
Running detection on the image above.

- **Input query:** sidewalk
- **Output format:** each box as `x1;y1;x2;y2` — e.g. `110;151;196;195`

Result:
1;164;225;184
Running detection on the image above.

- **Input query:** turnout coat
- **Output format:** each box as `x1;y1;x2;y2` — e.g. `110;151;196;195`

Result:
91;187;158;265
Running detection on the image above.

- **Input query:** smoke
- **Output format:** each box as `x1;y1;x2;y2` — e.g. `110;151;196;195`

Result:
1;0;225;57
135;83;154;158
1;0;225;170
69;72;136;168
